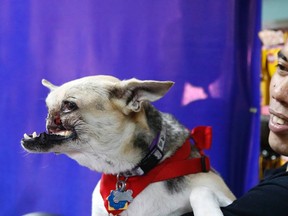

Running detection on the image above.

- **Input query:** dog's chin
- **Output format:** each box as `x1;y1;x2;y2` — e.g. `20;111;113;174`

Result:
21;130;77;153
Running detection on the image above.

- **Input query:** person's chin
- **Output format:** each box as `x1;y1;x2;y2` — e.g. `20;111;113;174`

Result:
269;132;288;156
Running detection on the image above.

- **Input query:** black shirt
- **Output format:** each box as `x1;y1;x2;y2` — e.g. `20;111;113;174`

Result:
181;163;288;216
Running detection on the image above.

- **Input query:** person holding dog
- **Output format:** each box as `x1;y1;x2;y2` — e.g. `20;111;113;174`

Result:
182;42;288;215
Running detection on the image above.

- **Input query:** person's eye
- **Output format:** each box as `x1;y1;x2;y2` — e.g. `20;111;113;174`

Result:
277;64;285;70
277;64;286;71
61;100;78;113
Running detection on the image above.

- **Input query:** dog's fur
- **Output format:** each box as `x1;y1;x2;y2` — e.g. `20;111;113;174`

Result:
21;75;235;216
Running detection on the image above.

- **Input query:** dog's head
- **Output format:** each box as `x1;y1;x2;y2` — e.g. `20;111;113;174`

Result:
21;75;173;173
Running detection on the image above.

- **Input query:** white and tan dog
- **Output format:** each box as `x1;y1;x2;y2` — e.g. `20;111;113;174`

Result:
21;75;235;216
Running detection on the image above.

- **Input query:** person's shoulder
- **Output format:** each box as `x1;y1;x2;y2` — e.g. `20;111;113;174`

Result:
262;162;288;180
259;162;288;190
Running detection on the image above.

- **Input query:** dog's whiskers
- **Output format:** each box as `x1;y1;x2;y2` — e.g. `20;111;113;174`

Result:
20;150;31;157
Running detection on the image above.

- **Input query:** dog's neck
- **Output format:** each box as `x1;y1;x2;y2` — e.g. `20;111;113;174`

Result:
120;126;167;177
117;104;190;177
122;105;189;173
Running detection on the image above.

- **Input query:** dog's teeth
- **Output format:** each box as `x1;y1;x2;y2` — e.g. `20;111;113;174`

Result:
65;131;72;136
24;133;31;140
53;130;72;136
32;132;37;138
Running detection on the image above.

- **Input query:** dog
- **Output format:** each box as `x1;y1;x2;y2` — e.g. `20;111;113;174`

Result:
21;75;235;216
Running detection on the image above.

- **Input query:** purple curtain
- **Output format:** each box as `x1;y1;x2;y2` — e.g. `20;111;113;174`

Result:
0;0;261;215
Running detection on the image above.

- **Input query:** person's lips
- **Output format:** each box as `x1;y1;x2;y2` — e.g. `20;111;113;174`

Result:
269;111;288;134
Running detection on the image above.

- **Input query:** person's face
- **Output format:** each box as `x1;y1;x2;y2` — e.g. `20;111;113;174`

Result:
269;43;288;156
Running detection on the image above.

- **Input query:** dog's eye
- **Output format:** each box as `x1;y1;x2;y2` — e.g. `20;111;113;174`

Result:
61;101;78;113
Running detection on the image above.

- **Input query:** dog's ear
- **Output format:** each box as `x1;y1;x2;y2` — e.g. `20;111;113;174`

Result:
112;78;174;114
42;79;58;91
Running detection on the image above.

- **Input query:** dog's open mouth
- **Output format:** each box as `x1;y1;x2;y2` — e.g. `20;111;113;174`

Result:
21;129;77;152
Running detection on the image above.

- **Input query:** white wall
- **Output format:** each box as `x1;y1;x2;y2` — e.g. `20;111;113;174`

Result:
262;0;288;28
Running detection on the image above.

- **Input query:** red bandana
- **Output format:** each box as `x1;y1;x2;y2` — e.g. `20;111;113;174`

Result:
99;126;212;215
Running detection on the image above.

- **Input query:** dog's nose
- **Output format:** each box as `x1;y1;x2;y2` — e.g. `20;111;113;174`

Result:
47;116;66;133
54;115;62;125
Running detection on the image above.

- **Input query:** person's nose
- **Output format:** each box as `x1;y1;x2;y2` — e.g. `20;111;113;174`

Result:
271;78;288;106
